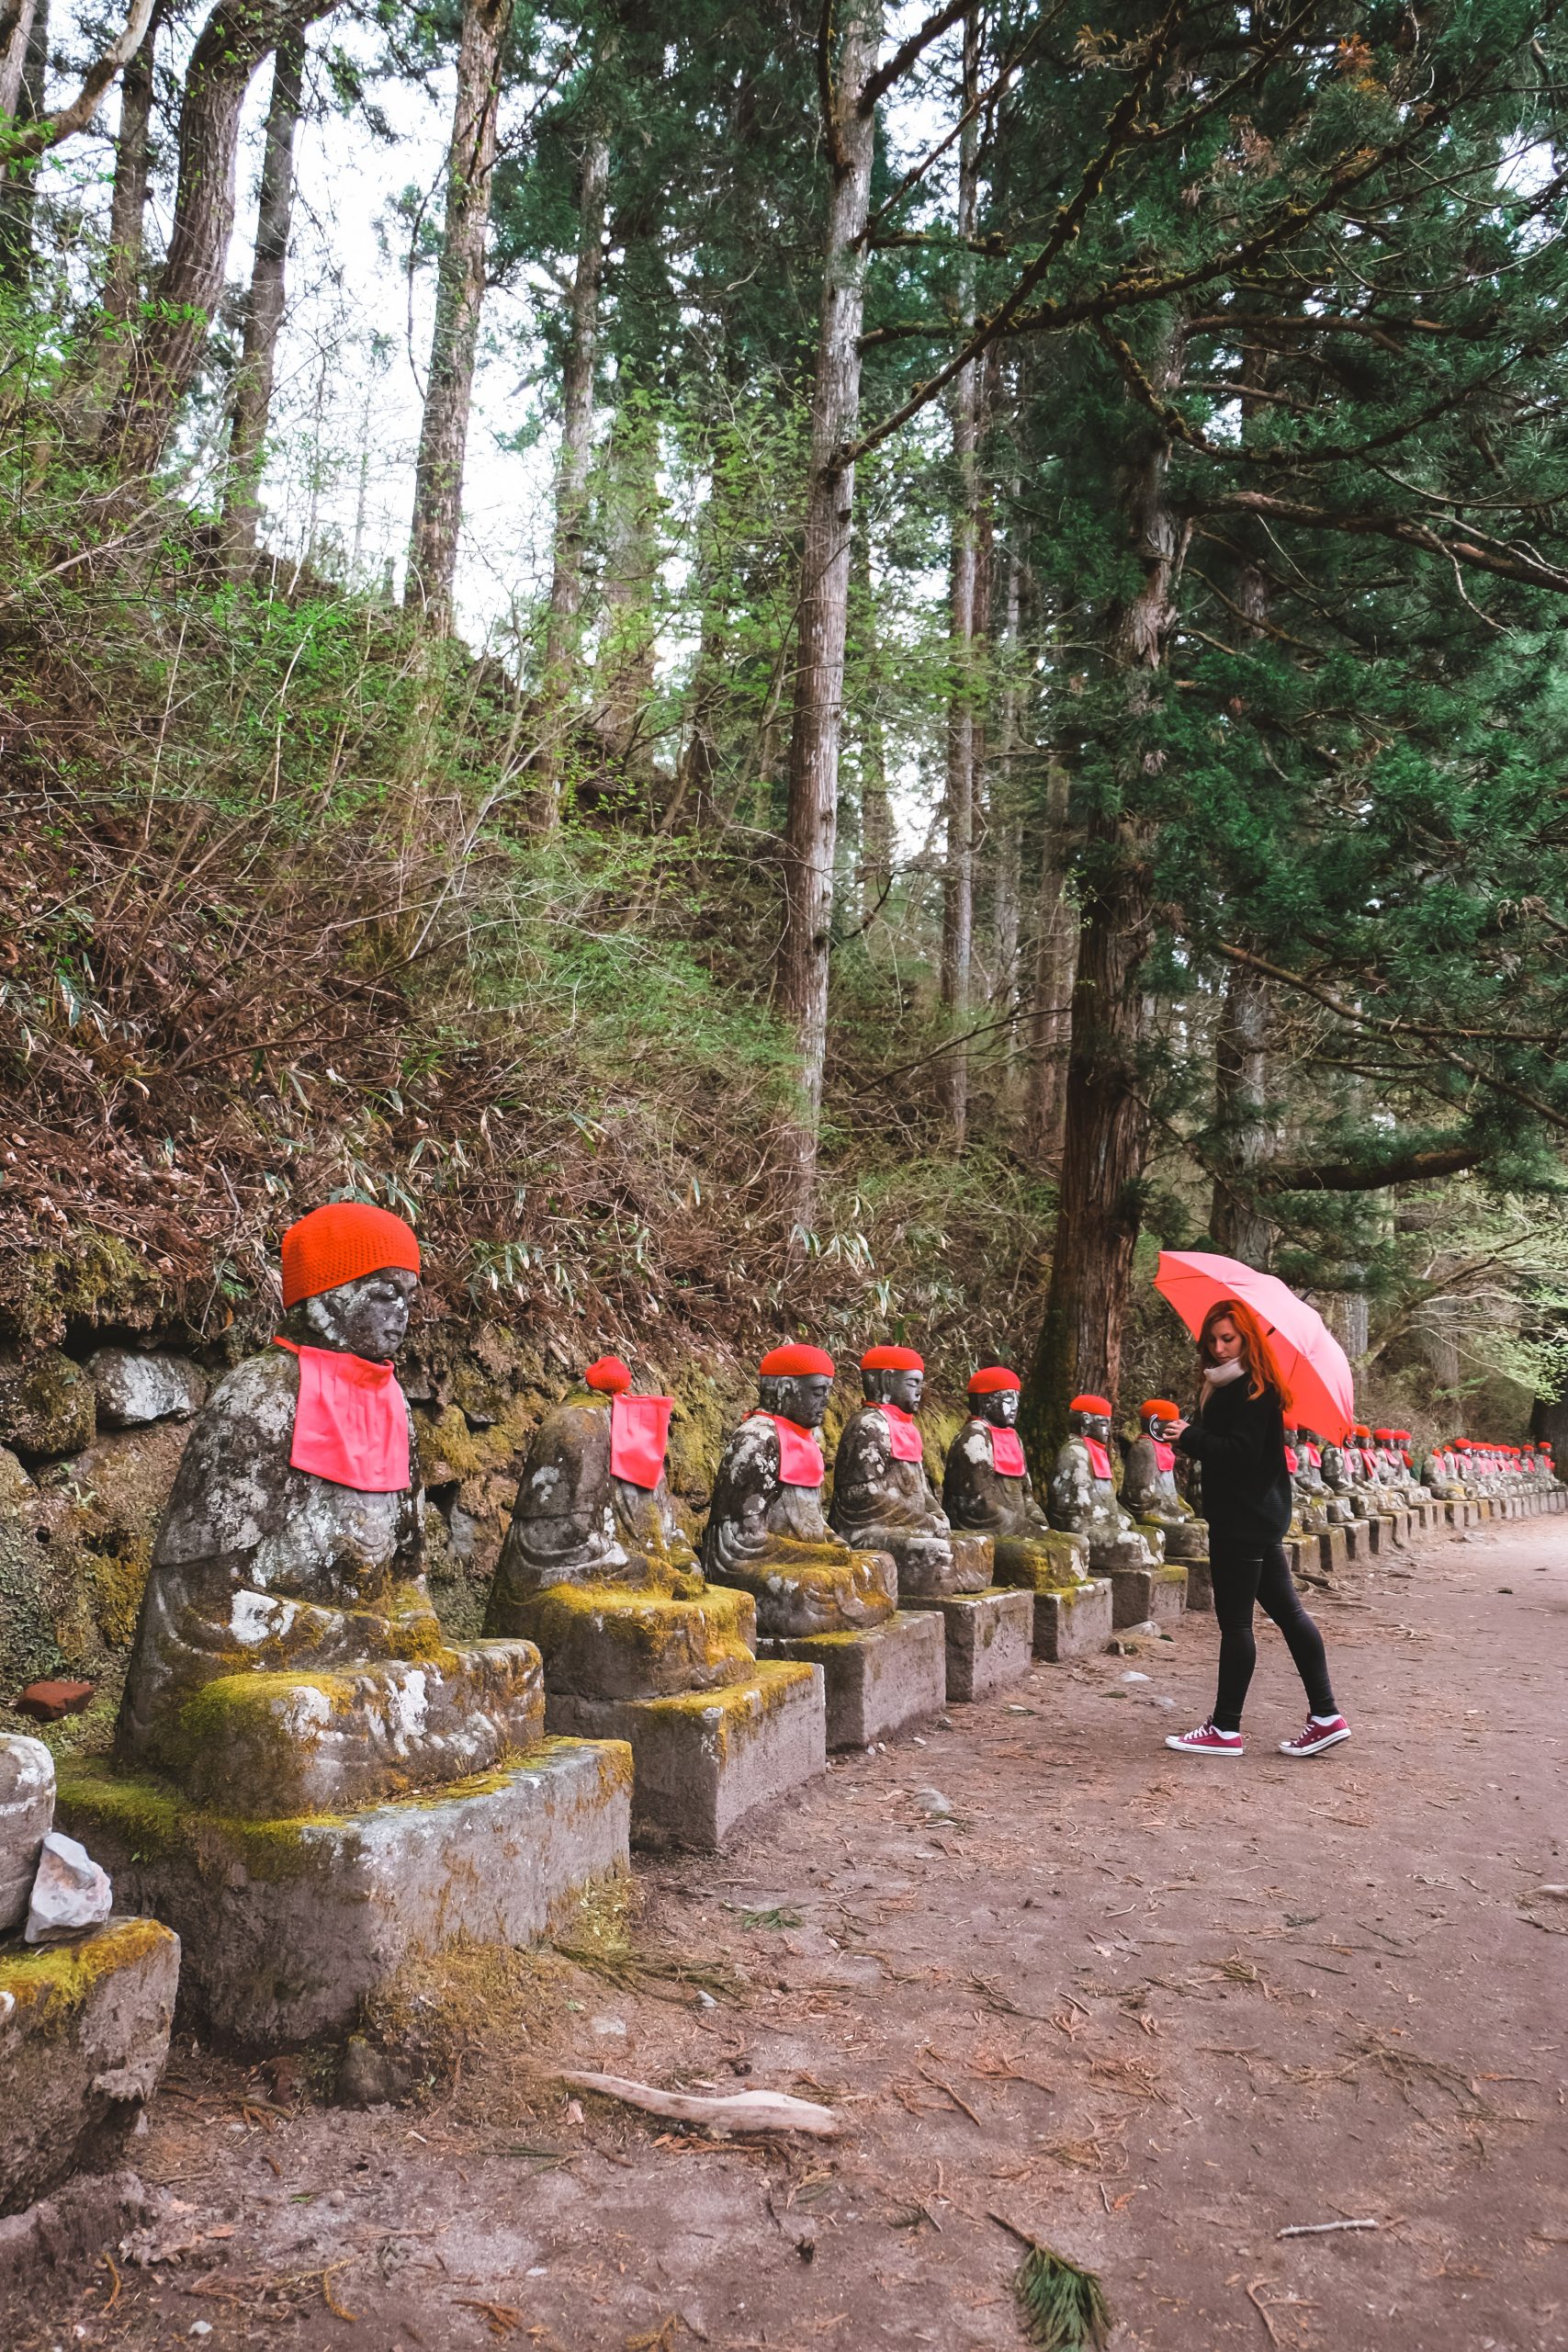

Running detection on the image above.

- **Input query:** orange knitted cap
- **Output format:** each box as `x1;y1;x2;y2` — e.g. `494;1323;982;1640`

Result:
861;1344;924;1372
760;1342;835;1378
280;1202;421;1309
1141;1398;1180;1419
1070;1393;1112;1416
968;1366;1021;1394
585;1355;632;1394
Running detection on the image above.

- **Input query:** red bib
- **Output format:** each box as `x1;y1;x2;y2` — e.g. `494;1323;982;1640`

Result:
880;1402;925;1463
766;1414;825;1487
610;1394;672;1490
989;1426;1026;1478
274;1340;410;1493
1305;1444;1322;1467
1284;1447;1299;1474
1085;1437;1112;1482
1152;1440;1176;1474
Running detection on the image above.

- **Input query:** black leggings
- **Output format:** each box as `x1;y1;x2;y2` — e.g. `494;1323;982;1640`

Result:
1209;1538;1336;1733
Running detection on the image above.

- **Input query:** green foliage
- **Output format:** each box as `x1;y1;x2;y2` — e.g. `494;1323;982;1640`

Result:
1011;2236;1112;2352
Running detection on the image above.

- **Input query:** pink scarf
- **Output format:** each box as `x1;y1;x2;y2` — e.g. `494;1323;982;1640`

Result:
765;1414;825;1487
1152;1439;1176;1474
610;1395;673;1490
989;1425;1026;1477
1084;1437;1112;1482
880;1402;926;1463
274;1339;410;1493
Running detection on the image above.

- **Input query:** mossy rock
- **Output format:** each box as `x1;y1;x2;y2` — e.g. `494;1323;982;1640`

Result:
0;1349;96;1463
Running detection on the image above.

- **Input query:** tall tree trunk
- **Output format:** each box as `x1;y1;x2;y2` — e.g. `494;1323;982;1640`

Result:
101;0;160;322
101;0;340;479
852;526;891;921
536;127;610;808
220;30;304;575
0;0;47;286
1023;752;1075;1158
404;0;513;629
1208;960;1274;1262
0;0;39;125
591;379;660;779
1022;346;1183;1464
938;6;981;1144
779;0;882;1211
991;531;1023;1092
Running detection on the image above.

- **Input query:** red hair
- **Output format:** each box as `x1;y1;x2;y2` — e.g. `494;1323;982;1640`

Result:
1197;1298;1292;1410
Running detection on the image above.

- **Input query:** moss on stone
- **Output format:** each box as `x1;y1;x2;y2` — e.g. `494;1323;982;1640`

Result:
0;1915;175;2031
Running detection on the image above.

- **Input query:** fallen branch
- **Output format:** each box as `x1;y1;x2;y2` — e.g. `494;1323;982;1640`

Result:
559;2071;841;2138
1277;2217;1379;2238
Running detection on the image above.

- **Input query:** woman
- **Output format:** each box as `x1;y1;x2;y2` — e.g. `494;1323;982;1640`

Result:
1165;1299;1350;1758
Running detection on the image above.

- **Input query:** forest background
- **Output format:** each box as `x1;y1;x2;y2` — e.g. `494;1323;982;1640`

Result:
3;0;1568;1463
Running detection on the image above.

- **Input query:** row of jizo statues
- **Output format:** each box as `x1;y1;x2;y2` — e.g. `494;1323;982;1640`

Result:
4;1205;1561;2218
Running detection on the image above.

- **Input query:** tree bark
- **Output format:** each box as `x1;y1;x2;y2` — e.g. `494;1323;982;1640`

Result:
591;378;660;779
1208;959;1275;1263
938;5;982;1146
536;126;610;804
852;529;892;922
220;30;304;575
100;0;339;480
1022;340;1183;1464
404;0;514;629
0;0;46;285
991;529;1023;1095
779;0;883;1212
1022;752;1075;1159
101;0;161;321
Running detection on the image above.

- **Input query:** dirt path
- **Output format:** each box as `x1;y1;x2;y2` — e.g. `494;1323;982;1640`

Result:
8;1515;1567;2352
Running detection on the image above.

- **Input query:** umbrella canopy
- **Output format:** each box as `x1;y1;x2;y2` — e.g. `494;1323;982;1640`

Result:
1153;1250;1356;1442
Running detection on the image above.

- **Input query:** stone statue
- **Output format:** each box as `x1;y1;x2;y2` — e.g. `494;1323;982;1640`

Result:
1420;1440;1467;1502
1283;1425;1327;1532
116;1202;543;1818
942;1368;1089;1578
485;1354;754;1700
1296;1431;1351;1526
1122;1399;1207;1561
1318;1435;1363;1519
703;1345;897;1635
1048;1395;1163;1574
831;1347;990;1598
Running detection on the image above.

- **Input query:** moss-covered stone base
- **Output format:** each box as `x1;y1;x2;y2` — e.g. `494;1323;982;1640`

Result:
545;1661;825;1851
917;1589;1033;1702
53;1740;632;2050
1029;1577;1115;1661
512;1578;759;1701
761;1610;946;1749
1110;1562;1188;1632
0;1915;177;2216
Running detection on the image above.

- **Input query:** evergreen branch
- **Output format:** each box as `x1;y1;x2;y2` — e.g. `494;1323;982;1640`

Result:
989;2214;1112;2351
861;0;973;115
860;13;1055;244
843;0;1188;460
1210;492;1568;599
1258;1141;1486;1193
1214;943;1568;1136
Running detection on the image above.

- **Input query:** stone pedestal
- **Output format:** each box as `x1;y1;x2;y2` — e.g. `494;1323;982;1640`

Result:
921;1590;1033;1701
1182;1556;1213;1613
762;1611;943;1750
1316;1526;1349;1577
1387;1509;1411;1547
58;1740;631;2048
1;1917;178;2217
1029;1578;1115;1660
1110;1562;1187;1631
547;1662;823;1849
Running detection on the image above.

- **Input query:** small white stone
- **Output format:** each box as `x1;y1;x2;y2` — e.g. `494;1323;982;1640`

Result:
24;1830;112;1943
0;1734;55;1936
1122;1670;1150;1682
913;1788;953;1816
188;2321;213;2337
590;2015;627;2039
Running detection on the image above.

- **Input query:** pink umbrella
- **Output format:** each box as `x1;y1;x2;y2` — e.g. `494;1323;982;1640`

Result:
1153;1250;1356;1441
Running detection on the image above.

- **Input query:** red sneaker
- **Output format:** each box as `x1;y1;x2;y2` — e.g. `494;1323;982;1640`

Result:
1165;1720;1244;1757
1280;1714;1351;1758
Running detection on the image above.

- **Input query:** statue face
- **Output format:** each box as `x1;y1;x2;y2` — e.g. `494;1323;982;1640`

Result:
883;1368;923;1413
976;1390;1019;1428
302;1268;418;1361
764;1372;831;1429
1070;1408;1111;1445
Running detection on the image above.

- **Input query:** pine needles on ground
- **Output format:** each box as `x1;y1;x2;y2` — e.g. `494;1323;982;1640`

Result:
991;2214;1111;2352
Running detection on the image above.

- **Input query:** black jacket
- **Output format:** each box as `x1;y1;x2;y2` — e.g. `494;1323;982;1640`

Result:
1176;1374;1292;1546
